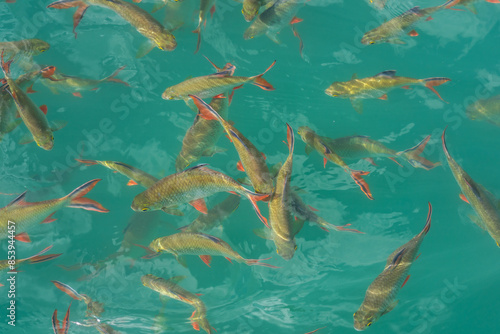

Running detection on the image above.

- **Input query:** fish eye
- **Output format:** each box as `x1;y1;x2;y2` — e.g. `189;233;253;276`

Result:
294;245;297;251
51;135;54;141
142;207;149;212
169;96;174;100
367;322;372;327
40;49;46;52
276;249;279;254
370;42;374;45
158;46;163;50
353;312;356;317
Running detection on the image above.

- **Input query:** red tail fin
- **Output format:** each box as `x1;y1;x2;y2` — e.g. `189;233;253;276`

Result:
47;0;89;39
423;77;450;102
251;60;276;91
65;179;109;212
245;257;280;268
105;65;129;86
246;192;270;228
349;170;373;200
75;158;98;166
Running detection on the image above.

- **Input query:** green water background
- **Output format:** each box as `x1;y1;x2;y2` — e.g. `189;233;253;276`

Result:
1;0;500;333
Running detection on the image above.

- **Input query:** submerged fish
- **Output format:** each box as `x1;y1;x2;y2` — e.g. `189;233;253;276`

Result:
324;134;440;170
0;39;50;60
76;159;159;188
0;179;108;243
442;128;500;247
141;274;202;307
445;0;500;14
175;94;229;172
147;232;278;268
269;124;299;260
47;0;176;57
192;0;216;54
242;0;274;22
353;203;432;331
1;55;65;150
40;65;129;97
178;194;241;233
190;94;274;194
325;70;451;114
162;60;275;102
361;0;454;45
131;164;269;226
466;94;500;127
52;303;71;334
243;0;305;55
297;126;373;200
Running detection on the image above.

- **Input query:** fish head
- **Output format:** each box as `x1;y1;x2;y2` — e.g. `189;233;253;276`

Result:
35;131;54;151
325;82;350;97
275;238;297;261
353;307;376;331
131;192;156;212
297;126;314;143
31;39;50;55
141;274;155;288
162;86;180;100
243;22;266;40
465;101;485;120
154;31;177;52
242;1;260;22
361;29;381;45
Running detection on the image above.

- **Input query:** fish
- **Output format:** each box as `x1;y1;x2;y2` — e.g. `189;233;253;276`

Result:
40;65;129;97
190;305;214;334
76;159;159;188
322;134;441;170
243;0;306;55
147;232;278;268
442;128;500;247
325;70;451;114
131;164;270;227
361;0;454;45
0;245;62;285
297;126;373;200
241;0;273;22
445;0;500;14
466;94;500;127
0;39;50;60
162;60;275;102
289;190;364;233
268;124;300;260
178;194;241;233
1;54;66;150
353;203;432;331
193;0;216;54
47;0;177;57
175;94;229;172
190;94;274;194
0;179;109;243
52;303;71;334
367;0;387;9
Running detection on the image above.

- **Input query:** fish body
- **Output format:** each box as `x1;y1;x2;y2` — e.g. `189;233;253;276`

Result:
361;1;452;45
269;124;298;260
179;194;241;233
162;61;275;101
131;164;269;226
47;0;176;54
141;274;202;306
297;126;373;200
41;66;128;94
242;0;273;22
77;159;159;188
353;204;432;330
442;129;500;247
466;94;500;126
190;94;273;194
243;0;304;41
325;71;450;114
0;39;49;59
0;245;61;274
175;95;228;172
324;135;440;170
0;179;108;241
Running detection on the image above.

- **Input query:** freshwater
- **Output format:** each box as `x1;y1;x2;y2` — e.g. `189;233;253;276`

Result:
1;0;500;333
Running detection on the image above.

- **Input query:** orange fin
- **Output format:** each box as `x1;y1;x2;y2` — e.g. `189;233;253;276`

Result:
127;179;138;186
68;197;109;212
199;255;212;267
323;157;327;168
40;105;48;114
251;60;276;91
105;65;129;86
245;257;279;268
305;327;327;334
408;29;419;36
213;93;226;99
426;16;433;21
236;161;245;172
388;157;403;167
424;77;451;102
401;275;410;288
225;257;233;264
290;16;303;24
41;212;57;224
401;85;410;90
363;157;377;166
350;170;373;200
190;198;208;214
459;193;469;204
15;232;31;243
72;92;82;98
26;83;36;94
308;205;319;212
378;94;388;100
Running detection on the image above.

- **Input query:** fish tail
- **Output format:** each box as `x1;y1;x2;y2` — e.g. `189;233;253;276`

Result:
47;0;90;38
422;77;450;102
20;245;55;263
244;257;280;268
52;303;71;334
397;135;441;170
189;94;223;122
251;60;276;91
29;253;63;264
75;158;99;166
316;217;364;234
0;51;12;78
245;191;270;228
285;123;295;154
441;126;452;160
348;169;373;200
421;202;432;236
192;26;202;54
65;179;109;212
104;65;129;86
51;280;84;300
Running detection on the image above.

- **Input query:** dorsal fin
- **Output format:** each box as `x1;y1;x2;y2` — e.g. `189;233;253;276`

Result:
183;164;209;173
375;70;397;78
7;191;28;207
351;73;358;80
198;233;222;243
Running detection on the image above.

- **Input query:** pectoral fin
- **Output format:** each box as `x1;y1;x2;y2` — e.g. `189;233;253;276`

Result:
382;300;399;315
305;144;314;155
350;98;363;114
162;207;184;216
136;41;155;58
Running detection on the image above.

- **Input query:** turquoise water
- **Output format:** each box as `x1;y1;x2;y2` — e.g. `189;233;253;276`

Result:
1;0;500;333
